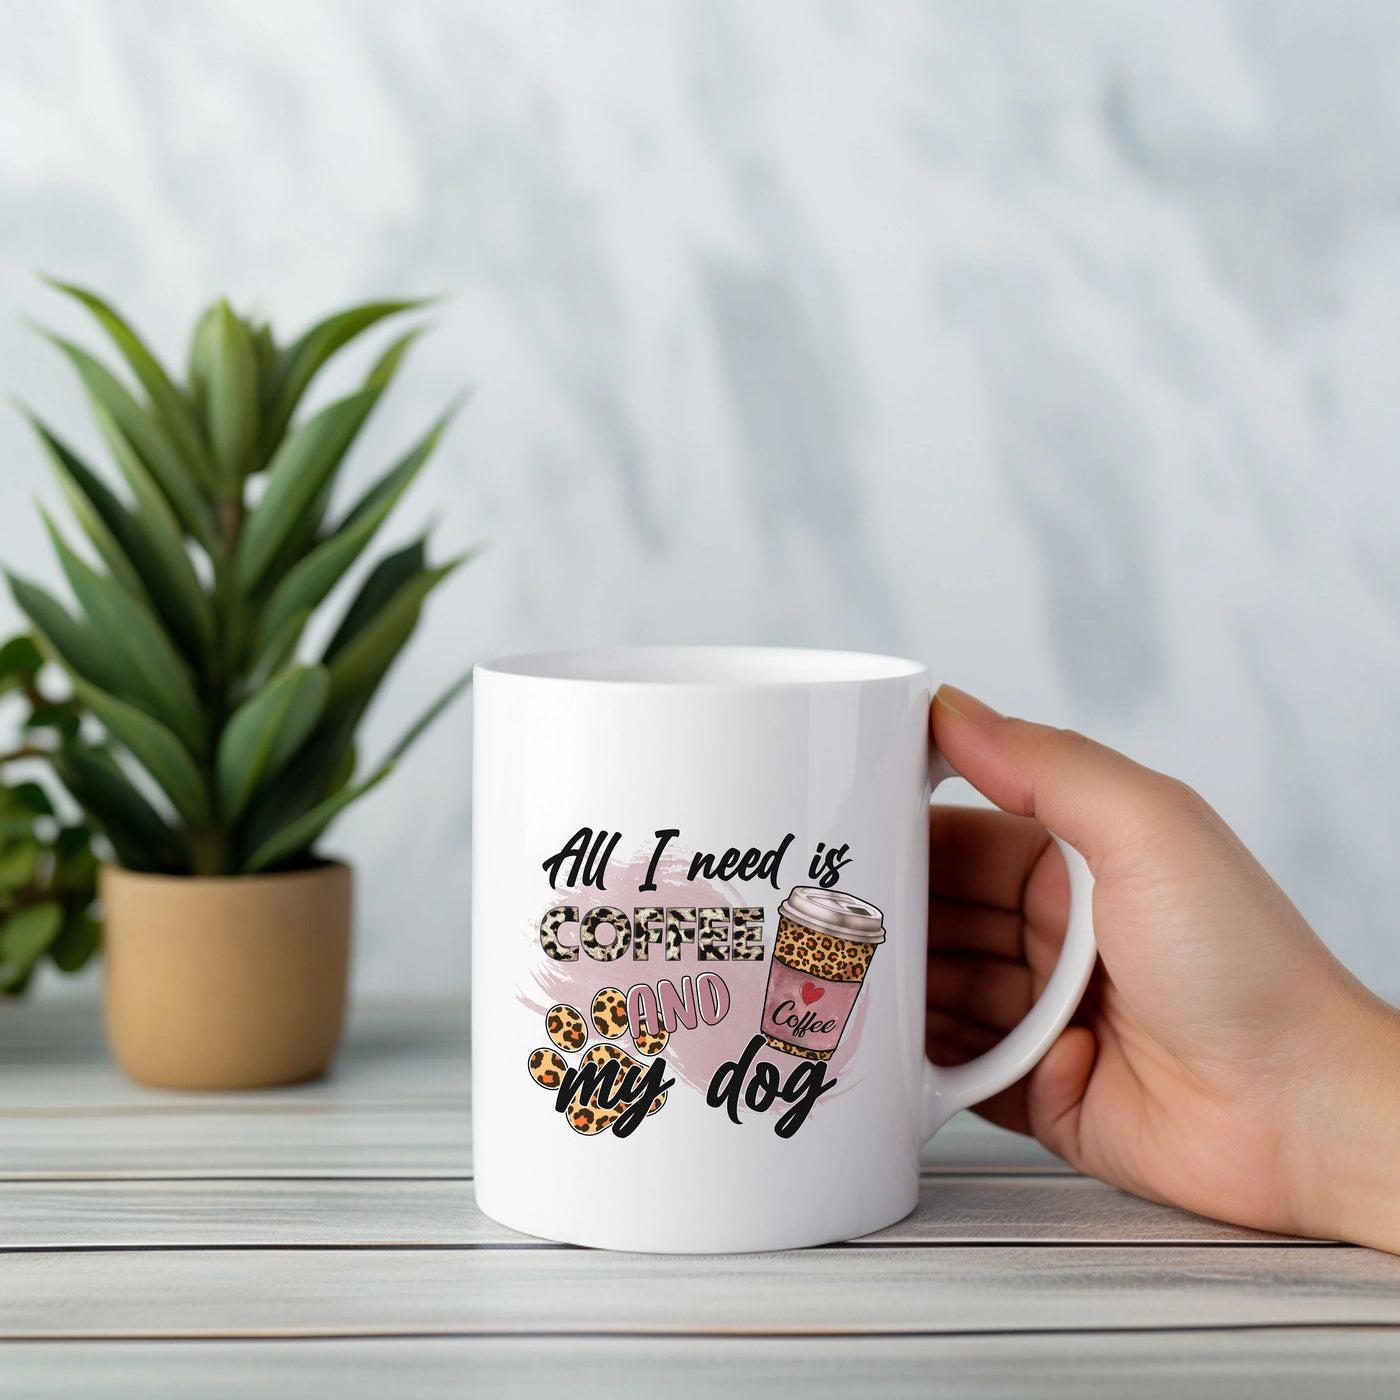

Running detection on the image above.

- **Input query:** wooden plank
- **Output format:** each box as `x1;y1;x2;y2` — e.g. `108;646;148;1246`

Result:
0;1000;467;1056
920;1111;1069;1173
0;1061;470;1111
0;1104;472;1179
1;1245;1398;1338
4;1332;1400;1400
0;1001;471;1109
0;1179;506;1248
0;1105;1067;1180
0;1105;1066;1181
0;1176;1299;1249
867;1176;1297;1244
0;1101;1062;1188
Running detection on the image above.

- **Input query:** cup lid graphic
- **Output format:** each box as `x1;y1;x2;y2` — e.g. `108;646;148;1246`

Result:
778;887;885;943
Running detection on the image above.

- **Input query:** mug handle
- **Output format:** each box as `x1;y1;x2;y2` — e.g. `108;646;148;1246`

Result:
920;750;1098;1138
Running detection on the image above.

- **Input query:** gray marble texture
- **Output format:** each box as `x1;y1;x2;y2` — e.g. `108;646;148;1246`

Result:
0;0;1396;995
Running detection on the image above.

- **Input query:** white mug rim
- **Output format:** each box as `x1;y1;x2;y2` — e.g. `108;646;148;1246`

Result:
475;644;928;690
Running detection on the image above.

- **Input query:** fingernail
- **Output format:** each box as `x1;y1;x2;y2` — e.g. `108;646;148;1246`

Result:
934;684;1004;724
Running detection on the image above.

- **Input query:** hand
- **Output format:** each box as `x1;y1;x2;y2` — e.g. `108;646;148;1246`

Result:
927;684;1400;1251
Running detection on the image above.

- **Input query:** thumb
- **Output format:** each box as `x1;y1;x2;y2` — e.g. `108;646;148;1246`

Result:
931;684;1190;866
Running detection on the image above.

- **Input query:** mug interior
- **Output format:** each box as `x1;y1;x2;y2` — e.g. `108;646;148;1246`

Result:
478;645;926;687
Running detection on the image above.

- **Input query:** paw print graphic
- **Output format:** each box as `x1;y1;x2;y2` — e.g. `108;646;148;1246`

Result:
528;987;670;1136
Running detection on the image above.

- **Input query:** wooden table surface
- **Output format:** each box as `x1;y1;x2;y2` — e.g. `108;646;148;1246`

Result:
3;1000;1399;1396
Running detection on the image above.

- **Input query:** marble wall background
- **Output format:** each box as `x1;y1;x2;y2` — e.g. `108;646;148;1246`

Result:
2;0;1398;995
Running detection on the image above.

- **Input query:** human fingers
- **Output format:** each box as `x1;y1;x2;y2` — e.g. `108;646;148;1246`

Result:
927;898;1027;959
928;803;1052;911
931;685;1189;869
929;862;1071;989
926;1012;1097;1154
926;952;1034;1035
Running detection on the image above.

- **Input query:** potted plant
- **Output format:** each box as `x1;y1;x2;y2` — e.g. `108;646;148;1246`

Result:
0;635;100;995
6;281;470;1088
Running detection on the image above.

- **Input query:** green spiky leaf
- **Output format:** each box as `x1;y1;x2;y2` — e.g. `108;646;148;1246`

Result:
249;321;276;383
242;606;310;698
201;299;261;486
343;397;467;533
71;680;210;828
52;744;186;873
325;742;356;798
7;572;128;697
216;664;329;824
43;276;212;481
23;412;212;663
234;387;382;593
362;326;425;394
41;331;219;548
324;558;463;710
93;406;214;662
322;536;424;663
254;401;459;657
42;515;205;755
244;669;469;877
240;762;392;875
236;553;466;865
239;672;467;877
24;411;148;601
261;299;430;450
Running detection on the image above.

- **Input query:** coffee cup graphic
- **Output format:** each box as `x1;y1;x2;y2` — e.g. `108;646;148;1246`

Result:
761;887;885;1061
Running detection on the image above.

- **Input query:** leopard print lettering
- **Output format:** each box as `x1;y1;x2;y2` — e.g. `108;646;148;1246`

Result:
546;1004;588;1052
631;906;664;960
580;906;631;961
772;916;875;983
539;906;580;961
665;907;696;960
591;986;629;1039
527;1047;569;1087
566;1043;649;1135
730;907;765;961
696;907;730;961
631;1024;669;1056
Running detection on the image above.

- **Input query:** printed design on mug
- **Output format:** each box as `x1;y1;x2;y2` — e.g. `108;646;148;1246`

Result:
761;889;885;1062
521;826;884;1140
526;990;672;1136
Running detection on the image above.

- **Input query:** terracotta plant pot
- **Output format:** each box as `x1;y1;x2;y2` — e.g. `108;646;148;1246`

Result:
100;862;352;1090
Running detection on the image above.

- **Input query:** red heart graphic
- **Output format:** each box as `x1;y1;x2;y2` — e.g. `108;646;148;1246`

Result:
800;982;824;1005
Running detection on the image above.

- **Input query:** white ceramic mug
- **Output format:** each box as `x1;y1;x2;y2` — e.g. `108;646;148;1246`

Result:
471;646;1096;1252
